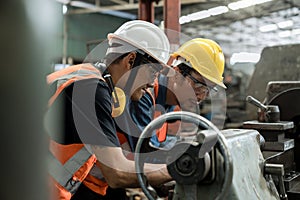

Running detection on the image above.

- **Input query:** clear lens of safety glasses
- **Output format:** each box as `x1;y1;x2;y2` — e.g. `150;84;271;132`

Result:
186;73;218;93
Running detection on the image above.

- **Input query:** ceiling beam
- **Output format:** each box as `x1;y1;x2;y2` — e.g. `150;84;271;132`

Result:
66;0;206;15
109;0;129;5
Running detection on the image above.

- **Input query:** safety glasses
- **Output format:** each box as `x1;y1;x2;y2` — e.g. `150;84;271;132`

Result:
140;54;163;72
186;73;218;93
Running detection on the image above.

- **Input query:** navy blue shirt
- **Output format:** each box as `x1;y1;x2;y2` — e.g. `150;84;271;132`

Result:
46;78;120;147
126;75;177;150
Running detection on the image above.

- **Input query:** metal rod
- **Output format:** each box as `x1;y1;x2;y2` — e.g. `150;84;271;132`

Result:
246;95;268;111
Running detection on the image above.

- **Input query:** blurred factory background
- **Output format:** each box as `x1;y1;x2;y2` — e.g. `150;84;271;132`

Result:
51;0;300;126
1;0;300;199
54;0;300;61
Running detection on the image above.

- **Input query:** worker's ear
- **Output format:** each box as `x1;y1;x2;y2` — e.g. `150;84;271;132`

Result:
173;66;185;83
173;66;182;80
125;52;136;69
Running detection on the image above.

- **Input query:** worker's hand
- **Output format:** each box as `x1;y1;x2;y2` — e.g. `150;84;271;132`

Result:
153;180;176;198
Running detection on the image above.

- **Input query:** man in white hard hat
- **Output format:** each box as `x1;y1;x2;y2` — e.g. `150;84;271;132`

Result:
46;20;173;200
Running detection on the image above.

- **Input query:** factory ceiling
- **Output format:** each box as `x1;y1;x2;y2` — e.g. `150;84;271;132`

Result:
58;0;300;57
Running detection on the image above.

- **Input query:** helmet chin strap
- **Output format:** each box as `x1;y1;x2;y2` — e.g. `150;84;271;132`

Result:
94;61;126;117
103;73;126;117
94;52;144;117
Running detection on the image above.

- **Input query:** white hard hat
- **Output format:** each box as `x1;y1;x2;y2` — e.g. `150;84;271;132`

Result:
107;20;170;65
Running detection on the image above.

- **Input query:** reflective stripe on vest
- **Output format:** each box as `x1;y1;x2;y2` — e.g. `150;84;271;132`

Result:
47;64;108;198
48;146;95;194
89;163;106;182
47;63;103;107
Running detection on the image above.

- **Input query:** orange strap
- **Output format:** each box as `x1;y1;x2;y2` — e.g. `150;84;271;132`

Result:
117;132;128;145
83;172;108;196
47;63;100;84
154;106;181;142
154;110;168;142
165;105;181;136
48;74;102;106
153;79;159;99
47;64;104;106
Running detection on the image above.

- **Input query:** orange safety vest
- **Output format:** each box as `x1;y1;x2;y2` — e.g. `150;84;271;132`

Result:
47;63;108;199
153;78;181;142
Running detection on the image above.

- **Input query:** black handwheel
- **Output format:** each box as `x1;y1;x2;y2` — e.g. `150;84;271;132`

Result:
134;111;233;200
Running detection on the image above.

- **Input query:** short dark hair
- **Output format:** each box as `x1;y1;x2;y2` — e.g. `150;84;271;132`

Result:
104;52;130;66
177;63;193;77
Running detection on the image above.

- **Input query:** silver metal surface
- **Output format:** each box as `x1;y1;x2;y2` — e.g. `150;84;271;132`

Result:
243;120;294;131
266;81;300;104
246;95;268;111
265;164;288;199
264;139;295;151
175;129;280;200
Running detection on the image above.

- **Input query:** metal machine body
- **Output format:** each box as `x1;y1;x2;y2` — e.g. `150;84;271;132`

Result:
173;129;280;200
134;112;288;200
243;81;300;199
134;79;300;200
243;120;296;199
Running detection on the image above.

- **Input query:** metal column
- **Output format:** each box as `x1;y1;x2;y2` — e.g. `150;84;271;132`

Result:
138;0;155;23
164;0;181;46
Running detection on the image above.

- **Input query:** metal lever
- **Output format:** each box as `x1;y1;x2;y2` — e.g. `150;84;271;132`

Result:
265;163;288;200
246;95;268;111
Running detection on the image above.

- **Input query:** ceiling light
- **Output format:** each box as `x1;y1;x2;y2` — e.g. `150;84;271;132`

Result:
292;28;300;35
56;0;70;4
62;5;68;14
228;0;253;10
189;10;211;21
230;52;261;65
179;16;191;24
277;20;294;28
228;0;272;11
253;0;273;4
259;24;277;32
179;0;273;25
278;30;292;38
70;1;97;9
207;6;229;16
180;10;211;24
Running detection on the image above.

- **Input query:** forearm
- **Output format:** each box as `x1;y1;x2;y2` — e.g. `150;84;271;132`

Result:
91;145;172;188
144;162;172;186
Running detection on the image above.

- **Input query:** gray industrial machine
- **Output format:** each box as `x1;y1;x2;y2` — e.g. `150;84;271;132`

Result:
135;82;300;199
246;44;300;120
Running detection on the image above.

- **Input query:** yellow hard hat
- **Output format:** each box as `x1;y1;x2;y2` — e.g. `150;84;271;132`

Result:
172;38;226;88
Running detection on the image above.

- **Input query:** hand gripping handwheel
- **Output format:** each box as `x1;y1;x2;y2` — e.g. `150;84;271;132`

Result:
134;111;233;200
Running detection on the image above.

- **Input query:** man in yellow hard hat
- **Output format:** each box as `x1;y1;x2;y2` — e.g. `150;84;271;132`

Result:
126;38;227;150
45;20;173;200
170;38;226;103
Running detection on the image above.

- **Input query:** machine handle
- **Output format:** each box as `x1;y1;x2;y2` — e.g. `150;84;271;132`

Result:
246;96;268;111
